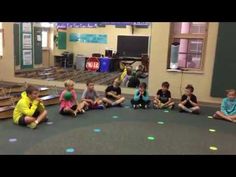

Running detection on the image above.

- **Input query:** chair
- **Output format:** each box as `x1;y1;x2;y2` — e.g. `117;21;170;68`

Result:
141;54;149;72
92;53;102;57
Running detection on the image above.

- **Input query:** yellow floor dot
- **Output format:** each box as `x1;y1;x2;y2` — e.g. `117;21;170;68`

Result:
209;146;218;151
209;129;216;132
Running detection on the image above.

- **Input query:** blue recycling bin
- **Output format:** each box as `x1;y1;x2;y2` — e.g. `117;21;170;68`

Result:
99;57;111;72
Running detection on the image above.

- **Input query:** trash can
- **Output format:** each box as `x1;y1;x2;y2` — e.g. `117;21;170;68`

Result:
76;55;86;70
99;57;111;72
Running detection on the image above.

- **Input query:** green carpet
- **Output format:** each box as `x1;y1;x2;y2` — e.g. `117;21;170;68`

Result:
0;102;236;155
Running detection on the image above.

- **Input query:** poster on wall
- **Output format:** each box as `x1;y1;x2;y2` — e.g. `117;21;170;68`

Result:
22;50;32;65
69;33;80;42
22;33;32;48
69;33;107;43
80;34;107;44
22;23;32;33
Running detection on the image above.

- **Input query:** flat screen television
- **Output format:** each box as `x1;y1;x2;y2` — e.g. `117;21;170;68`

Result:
117;35;149;57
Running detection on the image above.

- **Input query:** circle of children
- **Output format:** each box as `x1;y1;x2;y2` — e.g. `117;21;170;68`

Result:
13;78;236;129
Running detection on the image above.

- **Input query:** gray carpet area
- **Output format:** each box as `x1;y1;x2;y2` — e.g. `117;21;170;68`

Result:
0;101;236;155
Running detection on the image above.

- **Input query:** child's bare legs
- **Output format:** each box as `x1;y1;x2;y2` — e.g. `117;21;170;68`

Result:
76;101;87;113
162;102;175;109
214;111;234;122
83;101;90;110
228;115;236;121
228;115;236;123
190;106;200;114
153;99;174;109
80;101;90;110
95;99;103;105
63;108;77;117
112;96;125;106
153;99;161;108
178;103;192;113
35;110;48;124
24;110;48;128
24;116;37;124
102;97;113;106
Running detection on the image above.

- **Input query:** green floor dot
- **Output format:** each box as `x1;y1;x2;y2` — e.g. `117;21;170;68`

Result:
65;148;75;153
93;128;101;133
208;116;213;119
209;129;216;132
164;110;169;113
147;136;155;141
112;115;119;119
209;146;218;151
157;121;164;125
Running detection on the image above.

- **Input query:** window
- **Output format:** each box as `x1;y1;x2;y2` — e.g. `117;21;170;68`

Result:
169;22;208;70
40;23;53;49
42;30;48;48
0;22;3;57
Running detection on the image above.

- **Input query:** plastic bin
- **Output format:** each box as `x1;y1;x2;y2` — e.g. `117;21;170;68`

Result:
99;57;111;72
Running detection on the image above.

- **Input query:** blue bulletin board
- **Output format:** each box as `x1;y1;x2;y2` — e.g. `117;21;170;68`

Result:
69;33;80;42
69;33;107;44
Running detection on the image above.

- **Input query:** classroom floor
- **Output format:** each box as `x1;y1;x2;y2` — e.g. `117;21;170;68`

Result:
0;100;236;155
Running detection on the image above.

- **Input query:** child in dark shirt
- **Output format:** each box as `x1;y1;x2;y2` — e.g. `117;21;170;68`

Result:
178;84;200;114
102;78;125;107
153;81;174;109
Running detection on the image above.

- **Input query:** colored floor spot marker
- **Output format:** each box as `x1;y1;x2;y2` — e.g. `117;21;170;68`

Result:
147;136;155;141
208;116;213;119
124;105;130;109
46;121;53;125
209;146;218;151
157;121;164;125
112;115;119;119
65;148;75;153
209;129;216;132
164;110;169;113
93;128;101;133
9;138;17;143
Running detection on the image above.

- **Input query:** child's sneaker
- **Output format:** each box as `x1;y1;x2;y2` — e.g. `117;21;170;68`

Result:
27;122;37;129
133;105;137;109
81;109;85;113
144;105;148;109
153;104;158;109
104;103;110;108
117;103;123;107
192;110;200;115
97;105;105;109
43;117;49;123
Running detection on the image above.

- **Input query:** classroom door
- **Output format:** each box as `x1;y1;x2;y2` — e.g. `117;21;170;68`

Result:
42;50;50;67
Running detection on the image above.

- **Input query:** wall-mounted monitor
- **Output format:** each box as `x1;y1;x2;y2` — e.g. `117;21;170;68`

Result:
117;35;149;57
